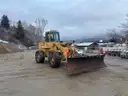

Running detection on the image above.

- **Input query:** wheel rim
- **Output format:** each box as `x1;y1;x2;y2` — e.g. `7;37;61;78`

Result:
50;57;54;65
36;53;40;62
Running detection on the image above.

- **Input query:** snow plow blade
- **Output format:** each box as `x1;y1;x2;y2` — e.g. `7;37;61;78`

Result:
66;55;106;75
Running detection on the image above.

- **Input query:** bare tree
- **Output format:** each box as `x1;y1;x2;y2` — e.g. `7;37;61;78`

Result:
107;29;121;43
22;21;29;29
35;18;48;41
28;24;37;34
119;14;128;43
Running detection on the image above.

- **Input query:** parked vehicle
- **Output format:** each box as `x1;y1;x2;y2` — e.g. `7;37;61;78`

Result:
99;43;114;55
107;44;127;57
120;49;128;59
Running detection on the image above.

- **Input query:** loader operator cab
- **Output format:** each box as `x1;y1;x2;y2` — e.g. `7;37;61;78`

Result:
45;30;60;42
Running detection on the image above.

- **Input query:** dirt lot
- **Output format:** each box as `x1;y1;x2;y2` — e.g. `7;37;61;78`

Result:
0;50;128;96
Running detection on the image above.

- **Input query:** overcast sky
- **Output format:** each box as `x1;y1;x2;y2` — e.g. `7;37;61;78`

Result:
1;0;128;39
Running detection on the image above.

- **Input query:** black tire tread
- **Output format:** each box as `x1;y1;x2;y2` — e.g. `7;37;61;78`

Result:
35;50;45;63
48;51;61;68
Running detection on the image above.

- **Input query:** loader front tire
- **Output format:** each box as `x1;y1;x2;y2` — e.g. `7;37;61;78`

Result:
48;52;61;68
35;51;45;63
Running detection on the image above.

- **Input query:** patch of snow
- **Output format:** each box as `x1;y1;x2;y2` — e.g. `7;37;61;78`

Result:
0;39;8;43
75;42;94;46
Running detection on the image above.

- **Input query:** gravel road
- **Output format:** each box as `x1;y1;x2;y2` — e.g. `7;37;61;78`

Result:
0;50;128;96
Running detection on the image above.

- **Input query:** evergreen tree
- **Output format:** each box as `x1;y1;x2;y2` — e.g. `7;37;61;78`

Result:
15;20;25;39
1;15;10;29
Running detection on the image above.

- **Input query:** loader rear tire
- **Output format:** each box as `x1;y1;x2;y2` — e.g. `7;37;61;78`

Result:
48;52;61;68
35;51;45;63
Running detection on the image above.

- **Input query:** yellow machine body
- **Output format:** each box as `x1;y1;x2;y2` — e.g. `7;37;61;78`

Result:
35;30;106;75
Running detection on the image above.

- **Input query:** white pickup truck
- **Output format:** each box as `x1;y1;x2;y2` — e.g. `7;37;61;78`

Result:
120;49;128;58
107;44;127;57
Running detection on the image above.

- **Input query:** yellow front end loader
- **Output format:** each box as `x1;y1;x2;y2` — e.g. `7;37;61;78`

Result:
35;30;106;75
